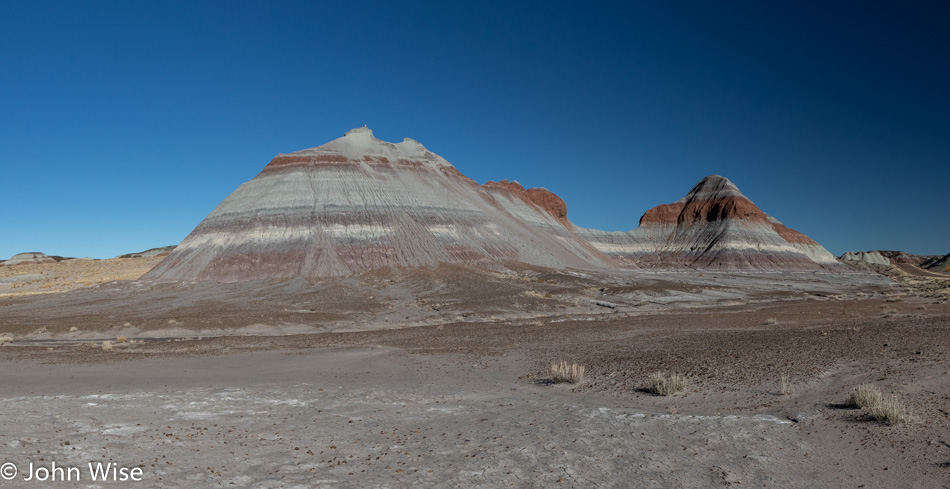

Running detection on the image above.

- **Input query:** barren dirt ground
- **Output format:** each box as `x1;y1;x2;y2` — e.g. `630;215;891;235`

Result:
0;263;948;488
0;257;165;297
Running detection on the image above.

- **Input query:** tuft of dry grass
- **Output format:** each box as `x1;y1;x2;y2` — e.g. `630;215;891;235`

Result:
69;326;79;332
550;361;586;384
101;340;113;351
116;337;128;343
764;317;779;325
0;336;13;346
646;371;688;396
779;372;792;395
844;384;910;425
845;384;884;408
868;395;910;425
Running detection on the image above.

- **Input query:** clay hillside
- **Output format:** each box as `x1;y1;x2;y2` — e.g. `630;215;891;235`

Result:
578;175;839;269
923;253;950;272
143;128;840;282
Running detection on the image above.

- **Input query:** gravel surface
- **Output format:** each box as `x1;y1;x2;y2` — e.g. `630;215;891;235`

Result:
0;265;948;487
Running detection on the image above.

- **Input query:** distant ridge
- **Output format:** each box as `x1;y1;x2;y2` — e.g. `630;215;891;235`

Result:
117;246;177;259
1;252;62;266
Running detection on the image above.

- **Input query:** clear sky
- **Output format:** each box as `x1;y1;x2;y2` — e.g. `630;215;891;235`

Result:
1;1;947;259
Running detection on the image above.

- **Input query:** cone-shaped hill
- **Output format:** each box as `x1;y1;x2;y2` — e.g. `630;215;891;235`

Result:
143;127;606;281
578;175;839;269
144;129;840;282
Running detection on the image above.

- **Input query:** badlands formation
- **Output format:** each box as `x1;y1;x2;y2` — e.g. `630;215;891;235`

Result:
145;127;839;282
840;250;892;266
1;129;949;488
924;252;950;272
144;127;603;281
1;252;61;266
578;175;839;269
877;250;942;266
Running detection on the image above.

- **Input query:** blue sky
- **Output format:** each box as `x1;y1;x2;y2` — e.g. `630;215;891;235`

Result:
1;1;947;259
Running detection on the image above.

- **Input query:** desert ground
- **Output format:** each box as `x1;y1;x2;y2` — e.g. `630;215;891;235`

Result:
1;258;949;487
0;256;165;297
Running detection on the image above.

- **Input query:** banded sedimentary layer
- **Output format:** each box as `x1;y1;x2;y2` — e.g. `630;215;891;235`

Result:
144;128;839;282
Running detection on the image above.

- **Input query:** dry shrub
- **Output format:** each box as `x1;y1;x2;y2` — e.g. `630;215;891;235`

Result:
647;371;688;396
551;361;585;384
0;336;13;346
764;317;779;325
116;337;128;343
101;340;113;351
845;384;910;425
868;396;910;425
845;384;883;408
69;326;79;332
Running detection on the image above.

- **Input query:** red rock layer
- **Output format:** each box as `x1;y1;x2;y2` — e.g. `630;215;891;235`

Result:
677;195;768;225
769;221;820;245
639;184;769;227
482;180;569;223
638;202;684;226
